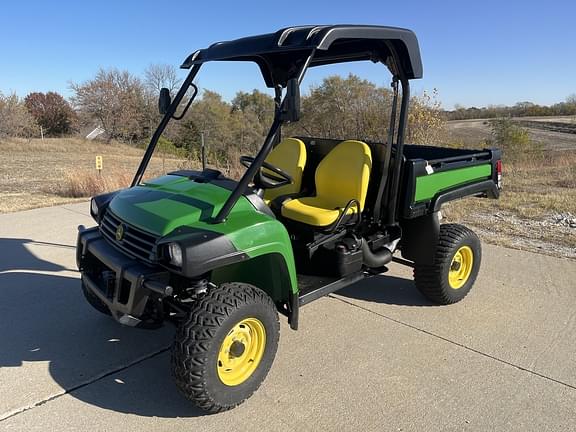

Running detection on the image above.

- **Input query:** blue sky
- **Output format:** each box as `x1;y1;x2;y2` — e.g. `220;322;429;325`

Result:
1;0;574;109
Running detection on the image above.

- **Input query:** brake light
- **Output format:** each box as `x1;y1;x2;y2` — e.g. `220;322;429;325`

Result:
496;160;502;189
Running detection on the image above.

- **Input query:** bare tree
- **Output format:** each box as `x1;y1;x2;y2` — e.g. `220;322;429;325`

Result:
144;64;182;96
0;92;37;138
70;68;154;142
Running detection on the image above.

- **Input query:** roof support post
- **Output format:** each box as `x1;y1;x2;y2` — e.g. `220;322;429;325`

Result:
131;64;202;187
373;76;398;223
386;77;410;225
212;50;316;224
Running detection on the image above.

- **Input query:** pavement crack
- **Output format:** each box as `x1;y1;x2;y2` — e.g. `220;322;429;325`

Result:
329;295;576;392
0;346;171;422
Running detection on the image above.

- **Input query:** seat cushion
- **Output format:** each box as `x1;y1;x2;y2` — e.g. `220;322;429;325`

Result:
263;138;307;202
280;140;371;227
281;197;357;227
314;140;372;211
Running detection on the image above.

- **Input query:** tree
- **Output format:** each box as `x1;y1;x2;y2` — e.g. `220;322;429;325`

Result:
232;90;274;125
407;88;445;145
24;91;76;136
288;74;393;142
488;118;538;162
144;64;182;96
185;90;244;162
0;92;36;138
174;118;200;157
70;68;154;142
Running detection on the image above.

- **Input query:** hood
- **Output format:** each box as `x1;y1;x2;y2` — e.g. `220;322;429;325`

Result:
108;174;238;236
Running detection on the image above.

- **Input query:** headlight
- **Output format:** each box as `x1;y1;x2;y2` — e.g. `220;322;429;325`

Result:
90;198;99;218
168;243;183;267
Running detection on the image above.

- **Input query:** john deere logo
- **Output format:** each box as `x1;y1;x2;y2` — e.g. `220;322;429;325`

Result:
115;224;125;241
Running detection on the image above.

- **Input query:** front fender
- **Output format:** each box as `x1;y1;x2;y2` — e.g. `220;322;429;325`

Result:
224;217;297;295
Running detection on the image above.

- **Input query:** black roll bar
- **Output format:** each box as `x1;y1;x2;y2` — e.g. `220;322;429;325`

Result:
212;50;316;224
386;77;410;226
131;64;202;187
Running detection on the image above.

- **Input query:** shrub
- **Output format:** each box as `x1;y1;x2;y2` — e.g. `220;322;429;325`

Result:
488;118;543;163
0;92;37;138
49;169;133;198
24;91;76;136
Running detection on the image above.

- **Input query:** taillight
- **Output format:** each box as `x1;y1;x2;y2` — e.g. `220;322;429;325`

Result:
496;160;502;189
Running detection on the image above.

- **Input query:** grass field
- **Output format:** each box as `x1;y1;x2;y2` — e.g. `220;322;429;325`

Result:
442;152;576;259
1;120;574;259
0;137;191;213
444;116;576;259
446;115;576;150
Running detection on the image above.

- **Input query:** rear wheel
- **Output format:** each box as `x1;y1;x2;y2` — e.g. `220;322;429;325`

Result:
171;282;279;413
81;281;111;315
414;224;481;304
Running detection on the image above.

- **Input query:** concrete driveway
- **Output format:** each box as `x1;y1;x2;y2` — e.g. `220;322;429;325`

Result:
0;203;574;431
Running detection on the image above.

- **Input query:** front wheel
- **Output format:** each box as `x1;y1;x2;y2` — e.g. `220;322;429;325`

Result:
171;282;280;413
414;224;481;305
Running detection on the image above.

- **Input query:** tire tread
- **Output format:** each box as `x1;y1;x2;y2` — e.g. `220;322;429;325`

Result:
171;283;278;413
413;223;481;305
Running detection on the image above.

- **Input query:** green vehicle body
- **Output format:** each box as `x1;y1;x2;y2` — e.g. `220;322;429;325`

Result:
108;174;297;301
74;24;505;414
77;25;502;333
413;164;492;202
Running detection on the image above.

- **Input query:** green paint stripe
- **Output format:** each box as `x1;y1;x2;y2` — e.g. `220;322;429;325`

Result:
414;164;492;202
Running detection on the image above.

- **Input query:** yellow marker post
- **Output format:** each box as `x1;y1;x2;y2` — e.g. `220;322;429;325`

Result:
95;155;103;175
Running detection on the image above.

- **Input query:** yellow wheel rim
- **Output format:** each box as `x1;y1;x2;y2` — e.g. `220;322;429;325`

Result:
217;317;266;386
448;246;474;289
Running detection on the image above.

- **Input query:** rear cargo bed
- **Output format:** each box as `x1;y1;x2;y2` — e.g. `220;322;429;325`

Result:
400;144;501;218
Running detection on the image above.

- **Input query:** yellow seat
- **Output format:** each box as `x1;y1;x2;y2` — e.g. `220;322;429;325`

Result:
281;140;372;227
263;138;307;204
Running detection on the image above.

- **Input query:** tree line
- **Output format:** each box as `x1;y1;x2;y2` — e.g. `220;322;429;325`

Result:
446;96;576;120
0;65;449;167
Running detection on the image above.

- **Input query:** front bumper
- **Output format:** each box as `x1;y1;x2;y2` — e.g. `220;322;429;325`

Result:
77;226;170;326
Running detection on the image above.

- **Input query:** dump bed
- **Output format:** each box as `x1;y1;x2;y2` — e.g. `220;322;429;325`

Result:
400;144;502;219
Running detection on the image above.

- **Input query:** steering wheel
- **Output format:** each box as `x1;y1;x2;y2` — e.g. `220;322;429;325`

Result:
240;155;293;189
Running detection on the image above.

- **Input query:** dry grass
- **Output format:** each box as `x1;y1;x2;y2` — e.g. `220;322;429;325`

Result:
0;137;193;213
442;151;576;259
446;116;576;151
1;134;574;259
47;169;134;198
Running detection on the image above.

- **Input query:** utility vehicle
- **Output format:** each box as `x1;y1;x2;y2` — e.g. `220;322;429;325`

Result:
77;25;502;412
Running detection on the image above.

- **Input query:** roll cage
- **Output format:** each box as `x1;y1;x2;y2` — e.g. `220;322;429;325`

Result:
132;24;423;228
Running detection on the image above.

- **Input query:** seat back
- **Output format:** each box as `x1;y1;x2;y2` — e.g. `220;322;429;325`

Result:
263;137;307;202
315;140;372;210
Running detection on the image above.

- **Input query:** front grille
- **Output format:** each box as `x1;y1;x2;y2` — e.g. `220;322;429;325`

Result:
100;210;158;263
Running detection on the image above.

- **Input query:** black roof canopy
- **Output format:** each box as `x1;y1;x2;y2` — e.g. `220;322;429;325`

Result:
181;25;423;87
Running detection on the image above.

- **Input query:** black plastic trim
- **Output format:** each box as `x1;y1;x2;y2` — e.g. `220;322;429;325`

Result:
158;227;250;278
91;191;119;223
181;25;423;85
432;180;499;211
399;212;440;265
298;271;368;306
77;228;169;321
288;290;299;330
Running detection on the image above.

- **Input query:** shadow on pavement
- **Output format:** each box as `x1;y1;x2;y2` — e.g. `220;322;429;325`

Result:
0;238;71;273
0;238;204;418
336;274;435;307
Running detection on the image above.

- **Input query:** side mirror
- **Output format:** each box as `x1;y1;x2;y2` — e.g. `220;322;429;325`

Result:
158;88;171;115
280;78;300;122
